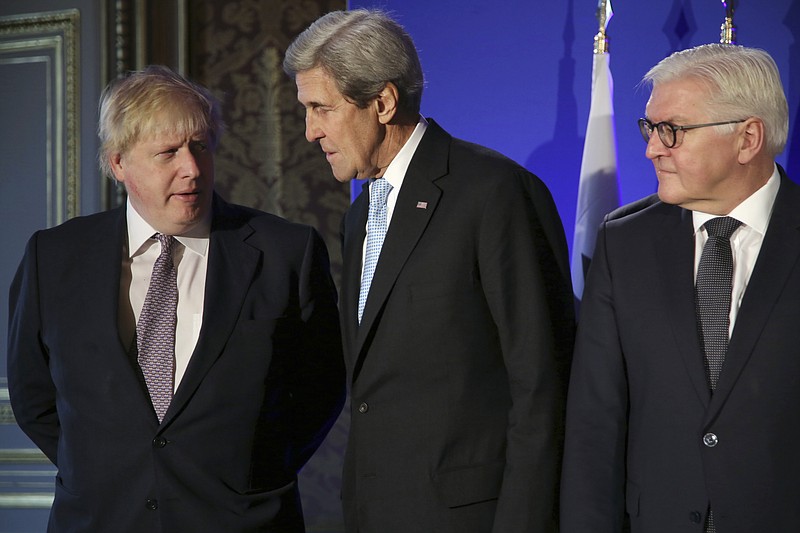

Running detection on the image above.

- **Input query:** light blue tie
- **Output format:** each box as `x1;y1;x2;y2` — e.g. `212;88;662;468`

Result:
358;178;392;323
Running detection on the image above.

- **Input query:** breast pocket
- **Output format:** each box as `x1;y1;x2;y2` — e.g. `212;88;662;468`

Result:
210;318;283;384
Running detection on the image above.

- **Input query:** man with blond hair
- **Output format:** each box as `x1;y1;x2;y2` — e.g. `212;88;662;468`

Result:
8;65;344;532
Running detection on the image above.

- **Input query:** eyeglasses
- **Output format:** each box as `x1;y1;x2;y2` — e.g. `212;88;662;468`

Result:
637;117;746;148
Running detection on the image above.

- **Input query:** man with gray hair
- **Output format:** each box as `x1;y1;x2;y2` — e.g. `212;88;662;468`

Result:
561;44;797;533
284;8;575;533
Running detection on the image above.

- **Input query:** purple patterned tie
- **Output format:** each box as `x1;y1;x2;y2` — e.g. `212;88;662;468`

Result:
137;234;178;423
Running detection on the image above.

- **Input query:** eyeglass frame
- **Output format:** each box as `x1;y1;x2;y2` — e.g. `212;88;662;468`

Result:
637;117;746;148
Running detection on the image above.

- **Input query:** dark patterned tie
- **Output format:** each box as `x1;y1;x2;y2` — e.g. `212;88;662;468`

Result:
137;234;178;423
695;216;740;533
358;178;392;323
696;216;741;392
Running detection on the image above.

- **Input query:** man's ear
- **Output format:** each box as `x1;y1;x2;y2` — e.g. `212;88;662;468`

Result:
737;117;765;165
109;152;125;183
374;82;400;125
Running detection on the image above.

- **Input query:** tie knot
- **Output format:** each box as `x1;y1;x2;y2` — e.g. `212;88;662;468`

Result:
155;233;176;254
704;217;741;240
370;178;392;206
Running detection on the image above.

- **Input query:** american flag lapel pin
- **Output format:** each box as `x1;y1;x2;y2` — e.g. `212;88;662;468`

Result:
416;201;428;209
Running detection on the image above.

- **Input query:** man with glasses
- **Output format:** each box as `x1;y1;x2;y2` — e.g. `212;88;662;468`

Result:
561;43;796;533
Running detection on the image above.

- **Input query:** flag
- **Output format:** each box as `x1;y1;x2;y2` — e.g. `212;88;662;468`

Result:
571;50;619;301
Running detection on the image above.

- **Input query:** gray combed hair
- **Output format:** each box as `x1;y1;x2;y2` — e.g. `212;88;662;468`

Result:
643;43;788;156
284;9;424;116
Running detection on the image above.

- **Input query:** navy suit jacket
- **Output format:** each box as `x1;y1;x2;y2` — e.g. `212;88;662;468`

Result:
561;167;800;532
8;195;345;532
339;120;575;533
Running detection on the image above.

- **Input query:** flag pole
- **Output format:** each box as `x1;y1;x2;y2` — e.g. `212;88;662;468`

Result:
720;0;737;44
594;0;611;53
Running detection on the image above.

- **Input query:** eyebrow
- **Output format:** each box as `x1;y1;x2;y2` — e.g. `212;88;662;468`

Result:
645;115;690;124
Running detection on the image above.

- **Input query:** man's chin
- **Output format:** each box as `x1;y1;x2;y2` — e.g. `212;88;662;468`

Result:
656;184;682;206
333;173;355;184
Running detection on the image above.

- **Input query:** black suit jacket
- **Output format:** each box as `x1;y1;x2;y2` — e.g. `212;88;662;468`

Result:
7;195;345;532
561;167;800;532
339;120;574;533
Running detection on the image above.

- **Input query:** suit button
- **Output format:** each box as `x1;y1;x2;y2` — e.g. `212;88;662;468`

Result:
358;402;369;413
690;511;702;523
703;433;718;447
152;436;167;448
145;498;158;510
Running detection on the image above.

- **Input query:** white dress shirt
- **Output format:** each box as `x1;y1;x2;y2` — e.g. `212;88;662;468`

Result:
692;164;781;335
360;116;428;277
119;199;210;391
379;116;428;225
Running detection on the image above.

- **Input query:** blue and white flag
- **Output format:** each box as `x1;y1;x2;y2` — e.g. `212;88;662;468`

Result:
571;50;619;300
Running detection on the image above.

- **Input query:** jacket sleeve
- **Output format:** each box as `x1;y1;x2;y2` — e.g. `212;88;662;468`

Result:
560;219;629;533
7;232;60;465
286;227;346;470
479;171;575;533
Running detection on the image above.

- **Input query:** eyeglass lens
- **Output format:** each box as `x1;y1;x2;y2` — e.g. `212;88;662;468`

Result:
638;119;675;147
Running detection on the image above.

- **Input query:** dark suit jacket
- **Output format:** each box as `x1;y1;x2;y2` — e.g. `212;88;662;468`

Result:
7;195;345;532
561;167;800;532
339;120;575;533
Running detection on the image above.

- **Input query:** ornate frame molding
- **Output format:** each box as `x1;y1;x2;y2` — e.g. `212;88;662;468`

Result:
102;0;190;209
0;9;81;224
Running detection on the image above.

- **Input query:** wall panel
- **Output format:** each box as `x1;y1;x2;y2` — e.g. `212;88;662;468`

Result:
0;10;81;530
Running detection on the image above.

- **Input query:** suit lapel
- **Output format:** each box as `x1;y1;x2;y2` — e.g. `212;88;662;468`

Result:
657;207;712;407
166;197;260;421
355;176;442;336
92;208;129;353
707;171;800;419
86;207;140;359
341;184;369;363
351;121;449;374
83;206;161;416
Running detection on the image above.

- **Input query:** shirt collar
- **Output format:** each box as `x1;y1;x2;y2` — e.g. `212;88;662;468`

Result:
692;163;780;237
380;116;428;191
126;198;210;258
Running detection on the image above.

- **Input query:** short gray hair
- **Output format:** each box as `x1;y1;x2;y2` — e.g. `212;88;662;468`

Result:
642;43;788;156
283;9;424;116
98;65;223;178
